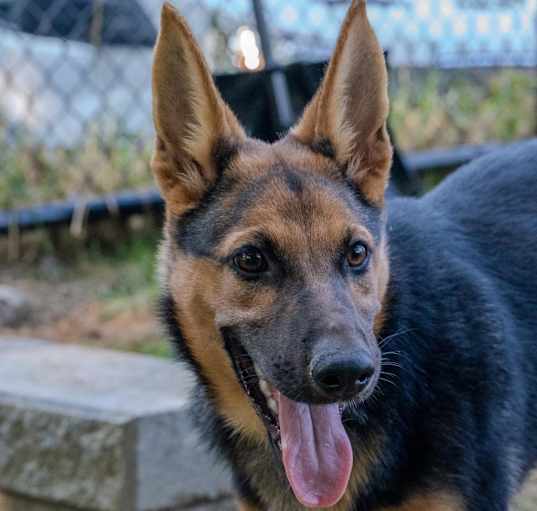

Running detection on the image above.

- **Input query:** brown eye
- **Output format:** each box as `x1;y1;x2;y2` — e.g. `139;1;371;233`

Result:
233;246;268;274
347;242;369;270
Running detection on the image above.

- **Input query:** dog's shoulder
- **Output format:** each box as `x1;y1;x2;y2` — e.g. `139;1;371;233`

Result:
388;140;537;266
382;142;537;508
425;139;537;218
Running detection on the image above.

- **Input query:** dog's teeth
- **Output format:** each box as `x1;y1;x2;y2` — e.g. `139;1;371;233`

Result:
259;379;273;401
268;397;278;415
259;379;269;394
258;378;278;415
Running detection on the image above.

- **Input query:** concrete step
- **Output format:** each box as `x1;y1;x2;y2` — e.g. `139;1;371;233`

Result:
0;338;232;511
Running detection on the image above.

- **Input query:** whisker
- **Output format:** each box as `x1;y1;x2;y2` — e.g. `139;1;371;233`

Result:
379;366;400;384
378;377;399;389
385;350;412;361
381;350;401;357
378;327;416;349
381;361;401;368
382;349;414;366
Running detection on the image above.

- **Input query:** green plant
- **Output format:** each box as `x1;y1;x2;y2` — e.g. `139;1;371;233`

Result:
390;68;535;150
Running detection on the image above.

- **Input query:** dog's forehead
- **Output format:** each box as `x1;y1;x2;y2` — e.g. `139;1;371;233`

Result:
230;138;340;181
227;141;381;234
172;142;382;258
220;165;378;258
234;169;352;228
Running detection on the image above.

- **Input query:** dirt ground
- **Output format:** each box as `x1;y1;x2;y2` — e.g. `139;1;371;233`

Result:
2;272;150;345
0;232;171;357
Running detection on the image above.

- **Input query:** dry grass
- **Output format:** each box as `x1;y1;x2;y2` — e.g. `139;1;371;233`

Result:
390;68;535;150
0;120;153;210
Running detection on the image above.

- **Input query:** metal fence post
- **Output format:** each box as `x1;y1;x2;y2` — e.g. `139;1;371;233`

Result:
251;0;295;131
534;9;537;135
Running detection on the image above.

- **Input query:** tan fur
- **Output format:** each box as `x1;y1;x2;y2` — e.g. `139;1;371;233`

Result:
236;490;463;511
152;2;245;216
373;235;390;336
239;489;463;511
291;0;392;205
168;256;267;441
236;435;382;511
236;439;381;510
238;501;261;511
326;436;383;511
380;492;464;511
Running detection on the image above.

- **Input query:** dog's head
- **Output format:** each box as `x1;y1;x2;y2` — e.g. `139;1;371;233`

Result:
153;1;391;508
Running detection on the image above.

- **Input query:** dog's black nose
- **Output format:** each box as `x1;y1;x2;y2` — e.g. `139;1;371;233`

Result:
312;353;375;398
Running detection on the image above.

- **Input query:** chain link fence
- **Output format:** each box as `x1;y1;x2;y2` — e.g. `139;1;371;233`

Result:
264;0;535;151
0;0;535;210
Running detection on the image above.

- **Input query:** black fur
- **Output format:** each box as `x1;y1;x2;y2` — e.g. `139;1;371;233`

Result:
159;293;201;373
310;138;336;159
284;169;305;195
213;137;241;175
161;140;537;510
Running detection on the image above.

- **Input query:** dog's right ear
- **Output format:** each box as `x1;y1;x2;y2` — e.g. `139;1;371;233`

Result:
152;2;246;216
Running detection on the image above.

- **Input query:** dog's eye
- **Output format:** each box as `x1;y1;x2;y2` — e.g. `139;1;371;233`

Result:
233;246;268;274
347;242;369;270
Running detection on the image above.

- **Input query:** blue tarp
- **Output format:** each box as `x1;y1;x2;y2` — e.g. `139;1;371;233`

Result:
0;0;156;46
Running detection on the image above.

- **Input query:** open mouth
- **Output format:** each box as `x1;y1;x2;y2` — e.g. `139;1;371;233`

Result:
223;334;282;446
223;334;354;509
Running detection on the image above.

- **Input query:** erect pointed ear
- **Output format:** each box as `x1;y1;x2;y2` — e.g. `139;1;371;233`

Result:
152;2;246;216
291;0;392;206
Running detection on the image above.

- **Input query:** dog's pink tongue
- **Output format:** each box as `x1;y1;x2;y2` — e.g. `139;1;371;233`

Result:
278;393;353;508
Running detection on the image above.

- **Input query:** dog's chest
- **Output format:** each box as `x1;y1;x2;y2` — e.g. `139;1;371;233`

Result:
237;443;362;511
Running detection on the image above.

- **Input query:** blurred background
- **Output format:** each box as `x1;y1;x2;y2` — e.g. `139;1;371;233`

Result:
0;0;535;357
0;2;536;509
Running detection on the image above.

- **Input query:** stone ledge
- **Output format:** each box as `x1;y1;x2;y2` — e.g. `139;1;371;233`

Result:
0;493;237;511
0;338;232;511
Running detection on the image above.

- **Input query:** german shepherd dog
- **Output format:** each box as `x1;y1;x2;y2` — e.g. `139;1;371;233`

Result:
152;1;537;509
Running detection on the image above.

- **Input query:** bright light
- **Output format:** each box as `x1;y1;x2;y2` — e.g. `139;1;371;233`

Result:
238;26;261;71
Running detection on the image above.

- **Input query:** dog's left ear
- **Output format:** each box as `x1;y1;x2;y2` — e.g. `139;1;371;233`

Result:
291;0;392;205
